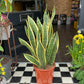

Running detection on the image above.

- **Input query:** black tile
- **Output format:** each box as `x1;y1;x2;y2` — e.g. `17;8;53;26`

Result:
72;78;79;83
11;71;14;76
61;72;71;77
16;67;25;71
27;63;33;67
31;77;36;83
10;77;21;83
54;67;60;71
59;64;67;67
53;77;62;83
23;71;33;76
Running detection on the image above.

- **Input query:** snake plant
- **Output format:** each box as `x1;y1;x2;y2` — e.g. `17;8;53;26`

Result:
19;8;59;69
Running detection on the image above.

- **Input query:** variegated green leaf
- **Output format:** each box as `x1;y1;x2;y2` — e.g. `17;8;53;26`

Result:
37;17;42;35
24;26;28;38
19;38;35;57
36;41;46;69
46;33;55;64
24;54;40;67
43;10;50;27
28;25;36;53
47;7;55;31
28;16;39;40
42;24;48;48
51;7;55;21
49;32;59;65
48;24;53;44
26;20;29;29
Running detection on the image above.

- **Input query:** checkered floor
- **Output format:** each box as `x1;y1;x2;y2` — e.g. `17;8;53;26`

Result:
7;62;79;84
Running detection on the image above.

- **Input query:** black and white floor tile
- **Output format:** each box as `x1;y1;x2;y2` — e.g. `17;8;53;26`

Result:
7;62;79;84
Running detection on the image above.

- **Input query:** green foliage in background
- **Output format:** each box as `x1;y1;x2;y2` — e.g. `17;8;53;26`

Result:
0;0;6;16
66;30;84;84
19;8;59;69
0;0;13;18
0;46;4;52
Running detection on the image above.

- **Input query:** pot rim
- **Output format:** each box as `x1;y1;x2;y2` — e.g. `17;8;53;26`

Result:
33;63;55;71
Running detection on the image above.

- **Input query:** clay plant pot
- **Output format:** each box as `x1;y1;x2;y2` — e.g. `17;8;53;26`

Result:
0;76;6;84
0;55;12;80
33;63;55;84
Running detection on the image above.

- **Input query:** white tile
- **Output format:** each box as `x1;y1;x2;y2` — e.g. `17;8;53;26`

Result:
53;72;61;77
32;71;36;76
20;77;31;83
62;77;73;83
70;72;75;77
67;63;72;67
13;71;24;77
25;67;34;71
18;63;27;67
55;63;59;67
60;67;69;72
13;67;17;71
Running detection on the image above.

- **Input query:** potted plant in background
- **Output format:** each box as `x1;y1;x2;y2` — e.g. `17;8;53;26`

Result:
0;46;6;84
0;0;13;40
66;30;84;84
0;0;13;80
0;58;6;84
0;45;12;80
19;7;59;84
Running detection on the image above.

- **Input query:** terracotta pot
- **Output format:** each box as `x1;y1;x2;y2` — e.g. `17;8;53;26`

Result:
0;77;6;84
33;64;55;84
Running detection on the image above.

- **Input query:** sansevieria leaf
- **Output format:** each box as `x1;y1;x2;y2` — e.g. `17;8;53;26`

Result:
37;17;42;36
19;38;35;57
36;41;46;69
46;33;55;64
43;10;50;27
51;7;55;21
28;25;36;53
49;32;59;65
24;54;40;67
24;26;28;38
47;7;55;31
28;16;39;40
42;24;48;48
48;24;53;44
